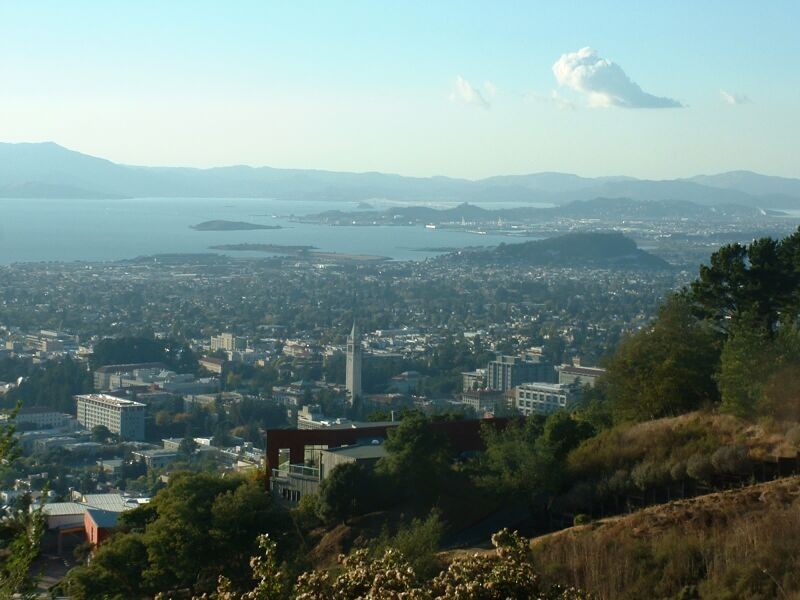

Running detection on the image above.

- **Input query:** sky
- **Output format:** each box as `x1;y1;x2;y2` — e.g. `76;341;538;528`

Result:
1;1;798;179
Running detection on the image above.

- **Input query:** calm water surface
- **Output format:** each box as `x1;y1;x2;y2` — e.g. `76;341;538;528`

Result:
0;198;544;264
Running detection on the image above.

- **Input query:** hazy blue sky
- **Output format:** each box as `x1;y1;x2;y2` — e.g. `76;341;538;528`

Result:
1;1;798;179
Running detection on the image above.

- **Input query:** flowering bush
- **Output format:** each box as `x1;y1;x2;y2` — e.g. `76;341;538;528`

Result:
195;529;592;600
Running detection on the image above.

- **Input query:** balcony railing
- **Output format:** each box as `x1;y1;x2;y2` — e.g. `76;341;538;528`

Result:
272;462;320;480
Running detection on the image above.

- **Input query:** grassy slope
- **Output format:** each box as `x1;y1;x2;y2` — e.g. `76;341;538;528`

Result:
534;475;800;599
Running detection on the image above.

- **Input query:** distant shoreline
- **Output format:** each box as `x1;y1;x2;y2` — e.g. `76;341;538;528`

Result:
209;243;389;263
191;220;282;231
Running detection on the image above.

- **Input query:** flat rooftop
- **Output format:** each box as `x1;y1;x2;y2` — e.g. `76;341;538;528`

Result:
75;393;146;408
559;365;606;376
517;382;573;392
323;443;387;460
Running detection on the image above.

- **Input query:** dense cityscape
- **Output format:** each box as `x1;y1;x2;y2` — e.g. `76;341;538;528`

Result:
3;2;800;598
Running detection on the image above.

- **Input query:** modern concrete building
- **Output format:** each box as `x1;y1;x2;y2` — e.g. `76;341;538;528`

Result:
16;406;75;429
105;368;218;395
346;322;362;404
131;449;179;469
270;440;388;504
210;333;246;353
460;389;505;413
93;362;168;390
461;368;486;391
319;442;387;479
75;394;146;441
514;382;581;416
389;370;420;394
486;355;556;392
557;364;606;388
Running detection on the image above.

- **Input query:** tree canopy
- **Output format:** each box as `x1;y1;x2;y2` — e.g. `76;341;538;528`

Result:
604;295;720;422
63;472;292;599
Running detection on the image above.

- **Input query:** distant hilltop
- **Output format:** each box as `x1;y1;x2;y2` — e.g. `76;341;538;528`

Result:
446;232;671;270
1;141;800;208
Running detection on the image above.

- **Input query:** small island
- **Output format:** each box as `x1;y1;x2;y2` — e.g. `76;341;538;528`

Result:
209;243;317;253
210;243;388;263
191;220;282;231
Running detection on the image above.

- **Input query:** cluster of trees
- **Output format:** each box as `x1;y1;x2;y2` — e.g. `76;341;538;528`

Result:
89;336;200;374
56;439;596;600
0;407;45;598
1;336;198;414
600;228;800;424
1;356;91;413
61;472;297;599
0;356;32;386
302;411;596;533
308;414;454;525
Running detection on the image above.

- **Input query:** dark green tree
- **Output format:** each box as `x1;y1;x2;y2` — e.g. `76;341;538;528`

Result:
317;462;382;524
62;472;289;598
0;405;45;598
605;296;720;422
378;414;451;504
91;425;112;444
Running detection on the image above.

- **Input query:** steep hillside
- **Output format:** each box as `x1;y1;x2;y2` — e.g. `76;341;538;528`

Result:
533;476;800;599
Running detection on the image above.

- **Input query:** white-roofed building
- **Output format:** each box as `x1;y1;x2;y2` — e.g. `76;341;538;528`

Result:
75;394;146;441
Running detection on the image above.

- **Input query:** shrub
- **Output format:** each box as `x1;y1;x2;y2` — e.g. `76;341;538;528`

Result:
606;469;632;495
710;445;751;476
686;453;714;483
669;460;687;481
373;511;445;580
631;461;670;491
573;514;592;526
196;529;593;599
785;425;800;447
293;493;322;531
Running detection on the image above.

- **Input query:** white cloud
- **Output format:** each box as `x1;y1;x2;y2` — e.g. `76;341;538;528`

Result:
483;81;498;99
552;47;682;109
449;76;490;109
720;90;751;105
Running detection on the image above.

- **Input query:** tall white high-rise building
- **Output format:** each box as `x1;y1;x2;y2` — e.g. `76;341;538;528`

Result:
345;322;362;405
75;394;146;441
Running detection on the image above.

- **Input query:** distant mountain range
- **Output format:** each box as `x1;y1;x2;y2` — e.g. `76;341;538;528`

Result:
448;232;671;270
1;142;799;208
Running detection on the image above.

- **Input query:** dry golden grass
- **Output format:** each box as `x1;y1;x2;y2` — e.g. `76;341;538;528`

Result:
533;476;800;599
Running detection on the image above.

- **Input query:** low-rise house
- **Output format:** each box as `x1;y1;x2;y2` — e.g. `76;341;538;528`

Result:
199;356;225;374
38;493;148;553
131;449;180;470
15;406;76;429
